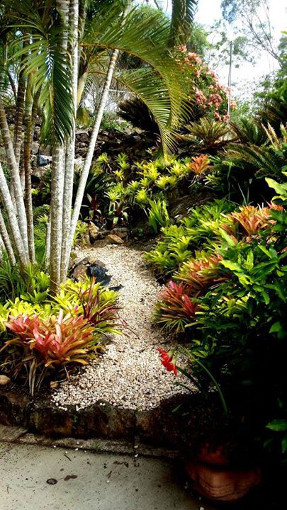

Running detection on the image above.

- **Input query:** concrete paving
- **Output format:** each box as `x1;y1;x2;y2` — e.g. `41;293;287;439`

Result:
0;442;215;510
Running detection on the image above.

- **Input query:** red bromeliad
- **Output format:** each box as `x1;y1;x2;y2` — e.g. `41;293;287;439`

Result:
154;281;199;333
177;254;226;296
158;348;178;375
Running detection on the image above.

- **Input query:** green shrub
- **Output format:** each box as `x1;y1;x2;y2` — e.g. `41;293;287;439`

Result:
145;199;236;276
147;199;170;233
154;171;287;464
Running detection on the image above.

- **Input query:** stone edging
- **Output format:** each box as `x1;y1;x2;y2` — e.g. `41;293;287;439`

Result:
0;389;198;450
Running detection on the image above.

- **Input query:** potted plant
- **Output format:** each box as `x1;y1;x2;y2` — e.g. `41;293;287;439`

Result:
158;347;262;503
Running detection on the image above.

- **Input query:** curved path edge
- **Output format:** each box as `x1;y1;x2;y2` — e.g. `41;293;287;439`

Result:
0;388;202;451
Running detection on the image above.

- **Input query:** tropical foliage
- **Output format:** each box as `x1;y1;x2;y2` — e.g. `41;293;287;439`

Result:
0;0;193;295
0;277;119;393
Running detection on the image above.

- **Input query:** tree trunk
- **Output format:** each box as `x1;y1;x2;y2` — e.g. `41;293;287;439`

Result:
0;97;29;258
69;49;119;259
0;211;16;265
7;71;17;103
11;59;26;204
68;1;131;257
49;145;65;294
77;70;88;107
0;164;28;266
45;214;51;271
14;67;26;166
23;81;36;263
0;235;4;262
49;0;70;294
60;0;79;281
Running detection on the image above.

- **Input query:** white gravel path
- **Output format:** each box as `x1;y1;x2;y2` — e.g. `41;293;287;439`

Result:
51;244;188;411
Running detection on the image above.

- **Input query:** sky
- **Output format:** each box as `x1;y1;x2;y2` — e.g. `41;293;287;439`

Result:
151;0;287;99
196;0;286;97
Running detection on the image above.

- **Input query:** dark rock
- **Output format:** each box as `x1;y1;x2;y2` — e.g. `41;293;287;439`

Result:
71;257;112;286
37;152;52;167
109;285;123;292
0;386;206;449
169;192;214;219
90;239;108;248
75;401;135;440
29;405;74;436
87;264;111;286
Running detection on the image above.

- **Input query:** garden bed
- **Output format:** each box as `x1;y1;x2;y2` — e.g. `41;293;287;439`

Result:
0;245;198;448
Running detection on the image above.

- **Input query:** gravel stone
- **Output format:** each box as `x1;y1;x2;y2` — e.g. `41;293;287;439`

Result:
51;245;190;411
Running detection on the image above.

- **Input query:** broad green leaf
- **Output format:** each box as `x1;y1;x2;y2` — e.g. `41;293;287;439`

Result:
267;419;287;432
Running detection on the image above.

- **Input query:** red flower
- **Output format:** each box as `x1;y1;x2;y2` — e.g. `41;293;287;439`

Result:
157;348;178;375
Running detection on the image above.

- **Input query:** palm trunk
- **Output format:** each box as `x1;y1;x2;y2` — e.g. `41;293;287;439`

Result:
0;164;28;266
60;0;79;281
49;146;65;294
49;0;70;294
68;49;119;260
7;71;17;103
0;235;4;262
11;63;26;204
77;69;88;107
68;1;131;258
0;97;29;258
14;68;26;166
23;82;36;263
0;211;16;265
45;214;51;271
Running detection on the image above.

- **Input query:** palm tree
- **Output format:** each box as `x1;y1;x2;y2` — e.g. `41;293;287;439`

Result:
0;0;197;294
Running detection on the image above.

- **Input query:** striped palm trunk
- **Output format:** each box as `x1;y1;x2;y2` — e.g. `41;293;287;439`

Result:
0;97;29;259
0;163;28;266
49;0;70;295
23;80;36;263
60;0;79;281
0;211;16;265
68;48;120;264
67;2;131;265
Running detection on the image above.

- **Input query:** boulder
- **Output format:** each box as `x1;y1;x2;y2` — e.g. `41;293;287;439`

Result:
89;222;100;243
106;234;124;245
72;263;88;281
111;228;128;240
31;141;40;155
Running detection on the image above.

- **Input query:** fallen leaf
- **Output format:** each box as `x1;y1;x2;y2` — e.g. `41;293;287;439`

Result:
64;475;78;481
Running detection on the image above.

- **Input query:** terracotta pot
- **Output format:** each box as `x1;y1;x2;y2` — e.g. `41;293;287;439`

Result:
186;460;261;503
197;444;230;466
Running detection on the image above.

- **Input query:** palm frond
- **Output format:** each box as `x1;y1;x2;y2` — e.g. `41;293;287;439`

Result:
115;68;178;151
227;143;285;177
84;5;191;151
230;118;268;145
6;1;74;143
169;0;198;46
